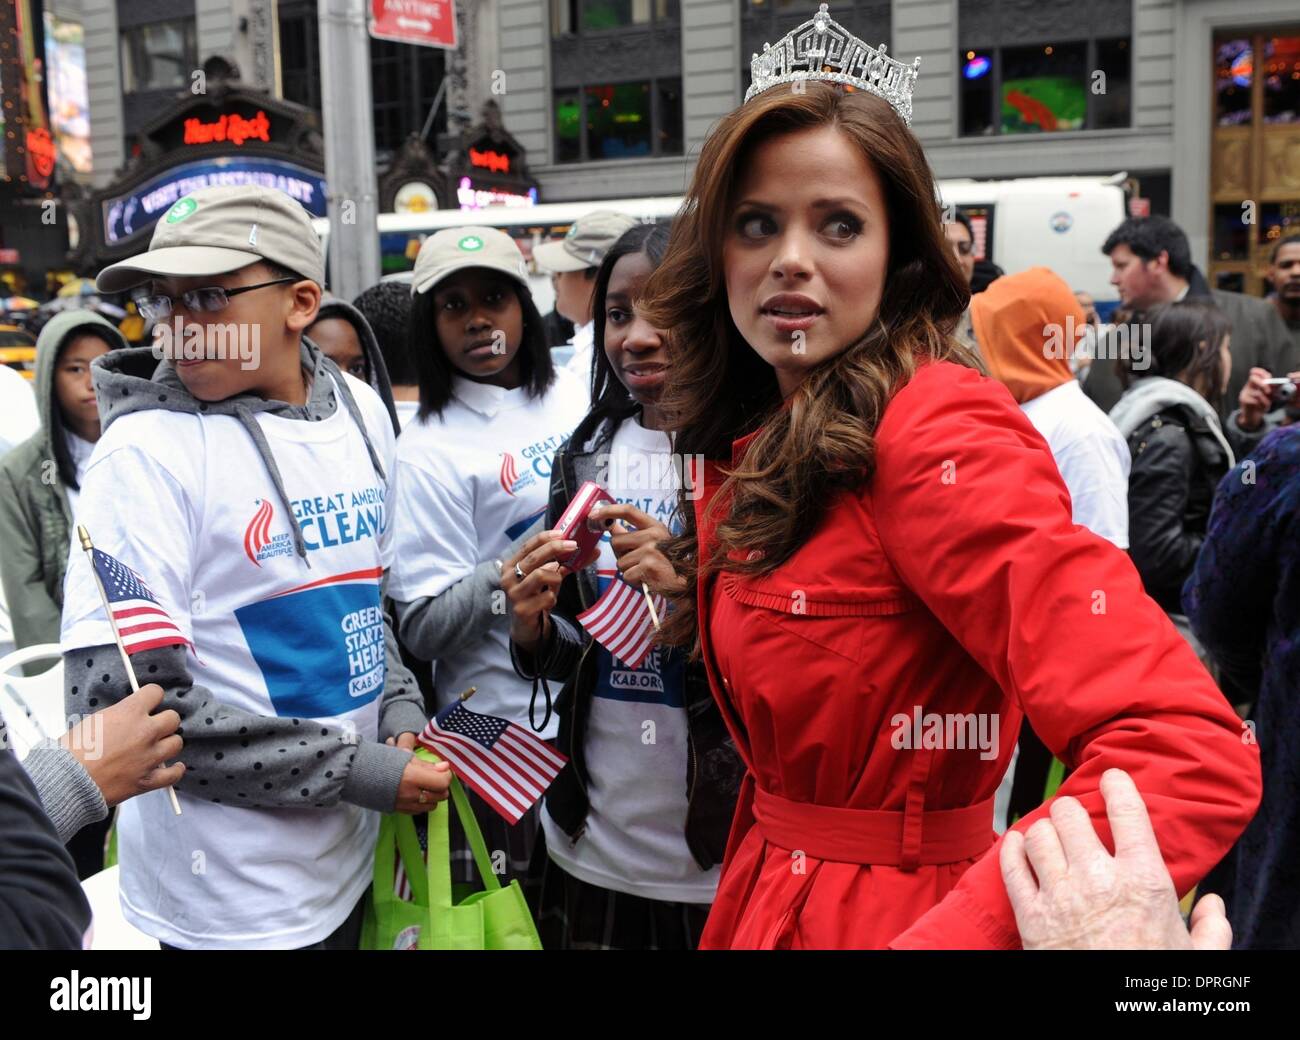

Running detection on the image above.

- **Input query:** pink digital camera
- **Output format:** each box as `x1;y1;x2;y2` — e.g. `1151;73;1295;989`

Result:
553;480;617;569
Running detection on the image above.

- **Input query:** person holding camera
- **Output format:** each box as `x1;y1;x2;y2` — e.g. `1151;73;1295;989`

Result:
1227;365;1300;459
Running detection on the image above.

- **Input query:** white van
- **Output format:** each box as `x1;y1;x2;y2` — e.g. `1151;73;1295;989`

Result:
937;174;1129;318
315;175;1128;318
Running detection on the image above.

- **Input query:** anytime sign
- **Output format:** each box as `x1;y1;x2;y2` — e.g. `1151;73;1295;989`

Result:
369;0;457;49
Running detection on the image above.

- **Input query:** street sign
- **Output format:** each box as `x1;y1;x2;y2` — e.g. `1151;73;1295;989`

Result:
369;0;457;49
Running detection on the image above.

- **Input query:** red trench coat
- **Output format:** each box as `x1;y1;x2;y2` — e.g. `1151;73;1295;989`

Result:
694;360;1261;949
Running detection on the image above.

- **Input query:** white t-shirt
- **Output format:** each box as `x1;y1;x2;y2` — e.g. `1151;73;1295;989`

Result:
61;372;397;949
542;417;720;904
394;398;419;430
1020;379;1131;548
562;321;596;385
0;364;39;456
62;429;95;517
387;370;588;737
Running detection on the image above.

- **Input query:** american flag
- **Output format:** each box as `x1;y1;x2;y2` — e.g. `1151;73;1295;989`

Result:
577;577;665;670
90;548;192;655
416;702;567;825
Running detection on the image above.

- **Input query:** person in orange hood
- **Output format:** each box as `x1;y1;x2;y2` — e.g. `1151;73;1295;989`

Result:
971;267;1131;549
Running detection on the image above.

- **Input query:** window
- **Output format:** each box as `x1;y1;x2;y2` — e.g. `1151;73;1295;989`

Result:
1215;38;1253;127
554;79;683;161
959;38;1131;135
370;36;443;156
278;2;444;157
120;19;197;92
554;89;582;162
1263;34;1300;124
551;0;679;36
279;7;318;109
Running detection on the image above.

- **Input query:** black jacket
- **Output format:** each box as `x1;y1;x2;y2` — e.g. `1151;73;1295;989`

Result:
0;720;92;949
510;407;744;872
1125;403;1232;614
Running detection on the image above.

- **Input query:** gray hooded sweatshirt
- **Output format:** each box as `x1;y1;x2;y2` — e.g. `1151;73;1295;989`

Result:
30;339;427;843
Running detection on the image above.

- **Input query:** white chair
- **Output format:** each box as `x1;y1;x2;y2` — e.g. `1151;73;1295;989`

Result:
0;643;65;758
80;864;159;950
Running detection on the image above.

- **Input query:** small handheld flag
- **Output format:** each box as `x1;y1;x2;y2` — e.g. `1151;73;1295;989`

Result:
416;700;566;825
577;576;666;670
88;548;194;655
77;525;184;816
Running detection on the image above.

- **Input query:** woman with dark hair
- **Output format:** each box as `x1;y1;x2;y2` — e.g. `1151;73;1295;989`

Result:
1108;301;1234;631
0;309;126;880
635;8;1259;949
387;227;588;889
503;223;744;948
0;311;125;654
353;280;420;428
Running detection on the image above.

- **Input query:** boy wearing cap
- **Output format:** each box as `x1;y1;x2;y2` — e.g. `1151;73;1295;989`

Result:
534;210;638;386
59;186;452;949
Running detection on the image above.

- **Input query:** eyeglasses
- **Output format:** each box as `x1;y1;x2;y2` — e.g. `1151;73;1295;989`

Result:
135;277;297;322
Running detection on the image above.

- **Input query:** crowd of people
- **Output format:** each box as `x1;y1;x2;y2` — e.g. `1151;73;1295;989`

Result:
1;32;1296;953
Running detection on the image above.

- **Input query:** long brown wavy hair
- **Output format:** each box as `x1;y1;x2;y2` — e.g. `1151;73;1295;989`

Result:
641;82;980;653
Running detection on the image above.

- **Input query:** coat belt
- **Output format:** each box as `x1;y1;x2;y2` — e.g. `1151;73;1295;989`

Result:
751;785;996;870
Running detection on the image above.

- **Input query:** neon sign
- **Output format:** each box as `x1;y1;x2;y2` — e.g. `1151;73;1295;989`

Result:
183;111;272;147
103;157;326;245
26;128;56;180
469;148;510;174
456;177;536;210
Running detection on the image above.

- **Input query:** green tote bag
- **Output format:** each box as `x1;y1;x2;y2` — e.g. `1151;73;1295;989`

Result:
362;752;542;951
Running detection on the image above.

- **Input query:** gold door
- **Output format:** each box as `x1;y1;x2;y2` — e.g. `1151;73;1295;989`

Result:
1211;28;1300;296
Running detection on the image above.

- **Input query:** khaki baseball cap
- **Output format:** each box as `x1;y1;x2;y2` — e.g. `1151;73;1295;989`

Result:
533;210;638;273
96;185;325;293
411;226;530;296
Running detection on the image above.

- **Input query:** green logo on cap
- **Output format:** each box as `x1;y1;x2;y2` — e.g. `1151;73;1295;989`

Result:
457;235;484;251
165;198;197;224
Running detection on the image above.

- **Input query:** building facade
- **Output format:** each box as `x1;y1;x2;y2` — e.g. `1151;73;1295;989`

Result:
29;0;1300;294
493;0;1300;293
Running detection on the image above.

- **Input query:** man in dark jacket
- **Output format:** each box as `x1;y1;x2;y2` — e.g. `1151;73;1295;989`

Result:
1184;426;1300;947
1083;216;1291;422
0;715;92;948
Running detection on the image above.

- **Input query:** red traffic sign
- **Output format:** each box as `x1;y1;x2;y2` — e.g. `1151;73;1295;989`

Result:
369;0;457;49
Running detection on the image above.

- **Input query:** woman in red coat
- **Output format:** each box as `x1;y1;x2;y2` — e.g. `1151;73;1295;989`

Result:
636;23;1261;947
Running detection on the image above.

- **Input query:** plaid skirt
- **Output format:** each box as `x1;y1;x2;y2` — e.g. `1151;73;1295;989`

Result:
526;826;712;950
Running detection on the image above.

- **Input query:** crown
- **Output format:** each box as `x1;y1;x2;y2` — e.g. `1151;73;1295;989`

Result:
744;4;921;126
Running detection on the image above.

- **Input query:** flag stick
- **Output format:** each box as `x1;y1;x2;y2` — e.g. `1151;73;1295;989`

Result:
458;686;477;702
642;583;661;631
77;525;182;816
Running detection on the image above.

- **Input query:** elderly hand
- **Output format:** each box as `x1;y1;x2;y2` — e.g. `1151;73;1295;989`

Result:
999;768;1232;950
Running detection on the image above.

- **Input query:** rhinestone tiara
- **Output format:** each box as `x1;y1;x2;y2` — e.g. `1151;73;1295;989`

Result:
744;3;921;126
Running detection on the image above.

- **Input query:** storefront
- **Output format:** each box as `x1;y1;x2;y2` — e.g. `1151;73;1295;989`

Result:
443;99;539;210
69;57;327;274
